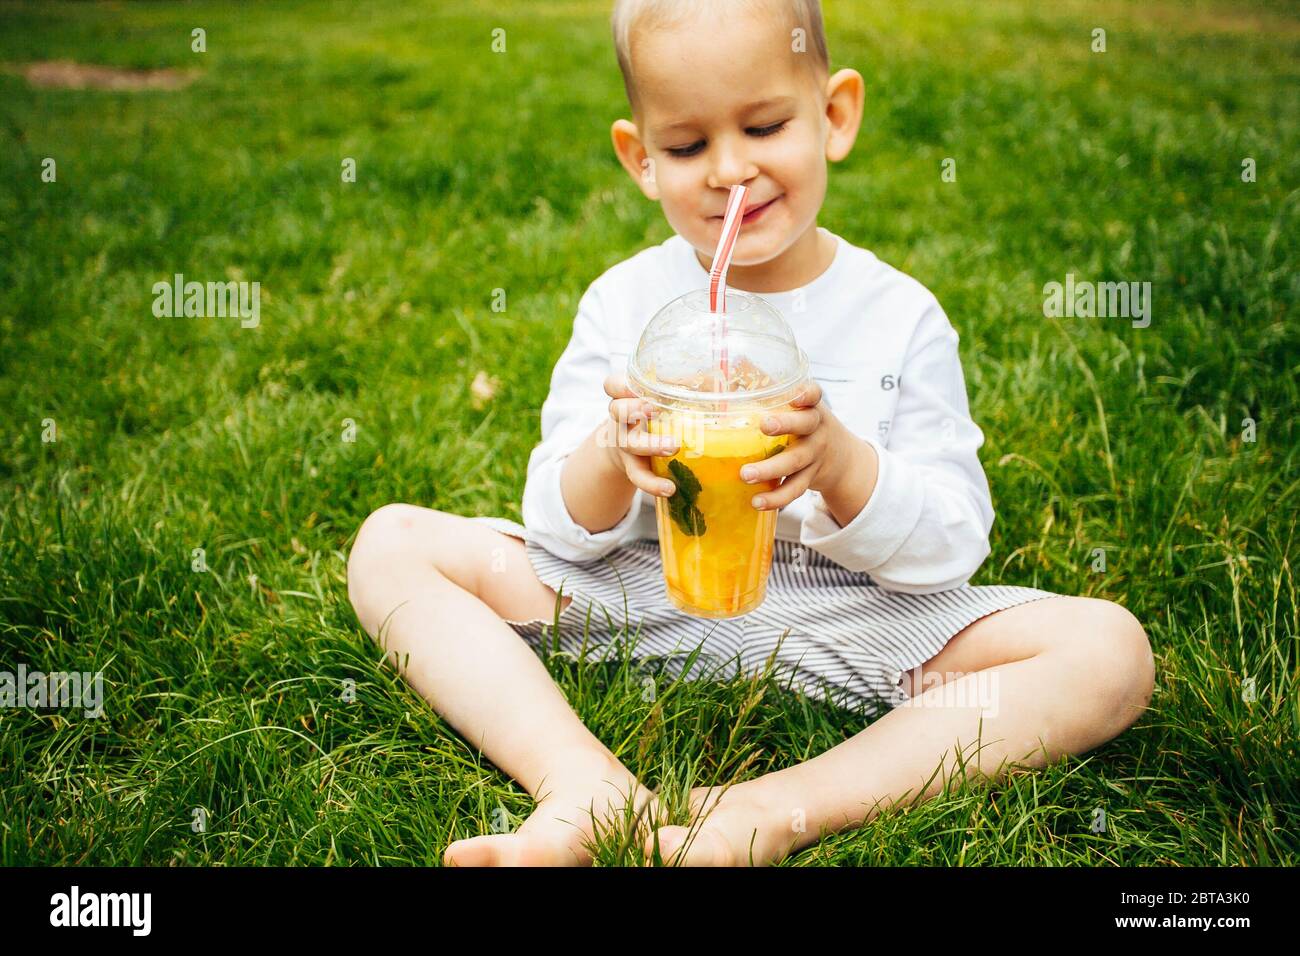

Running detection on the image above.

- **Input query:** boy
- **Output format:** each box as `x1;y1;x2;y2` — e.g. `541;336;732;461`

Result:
346;0;1154;866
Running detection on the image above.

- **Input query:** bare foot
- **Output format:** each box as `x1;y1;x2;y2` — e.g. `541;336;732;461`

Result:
644;785;798;867
443;758;658;867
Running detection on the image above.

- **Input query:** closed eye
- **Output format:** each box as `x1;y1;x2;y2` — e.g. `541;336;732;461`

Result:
665;120;789;158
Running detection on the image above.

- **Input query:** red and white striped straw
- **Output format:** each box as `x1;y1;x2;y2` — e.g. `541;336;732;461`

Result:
708;184;749;410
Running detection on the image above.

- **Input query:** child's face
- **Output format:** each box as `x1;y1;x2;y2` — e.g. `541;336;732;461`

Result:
614;9;849;269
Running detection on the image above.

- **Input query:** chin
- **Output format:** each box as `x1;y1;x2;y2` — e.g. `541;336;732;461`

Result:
727;251;779;268
720;232;789;267
684;216;791;267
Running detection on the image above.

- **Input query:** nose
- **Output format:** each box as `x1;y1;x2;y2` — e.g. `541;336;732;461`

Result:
706;132;759;191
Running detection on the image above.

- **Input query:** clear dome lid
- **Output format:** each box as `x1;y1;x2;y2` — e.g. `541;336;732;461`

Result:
626;288;808;409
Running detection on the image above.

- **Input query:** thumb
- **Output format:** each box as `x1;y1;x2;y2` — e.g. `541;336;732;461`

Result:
604;371;633;398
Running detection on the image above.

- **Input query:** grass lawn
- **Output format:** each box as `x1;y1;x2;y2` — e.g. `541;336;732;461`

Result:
0;0;1296;865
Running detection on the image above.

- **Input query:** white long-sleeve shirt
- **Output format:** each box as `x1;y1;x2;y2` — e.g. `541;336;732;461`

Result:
518;226;995;594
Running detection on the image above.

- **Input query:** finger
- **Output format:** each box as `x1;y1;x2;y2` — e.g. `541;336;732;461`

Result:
791;381;823;408
752;464;815;511
604;372;635;400
739;442;813;485
624;452;677;497
624;427;681;457
760;406;821;437
606;406;672;463
608;396;654;425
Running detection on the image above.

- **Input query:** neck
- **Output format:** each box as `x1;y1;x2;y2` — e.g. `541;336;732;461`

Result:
695;221;835;294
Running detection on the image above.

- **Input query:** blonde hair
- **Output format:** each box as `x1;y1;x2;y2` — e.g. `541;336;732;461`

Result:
611;0;830;117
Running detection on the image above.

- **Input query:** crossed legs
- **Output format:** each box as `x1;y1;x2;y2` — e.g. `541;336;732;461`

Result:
346;503;1156;866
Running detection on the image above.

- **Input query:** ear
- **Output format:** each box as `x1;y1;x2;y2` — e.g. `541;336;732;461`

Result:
822;68;865;163
611;119;660;200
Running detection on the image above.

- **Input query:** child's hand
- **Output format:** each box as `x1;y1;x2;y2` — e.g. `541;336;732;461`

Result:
600;373;681;499
738;381;850;511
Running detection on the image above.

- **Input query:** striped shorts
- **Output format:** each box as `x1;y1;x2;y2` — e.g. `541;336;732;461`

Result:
471;516;1060;718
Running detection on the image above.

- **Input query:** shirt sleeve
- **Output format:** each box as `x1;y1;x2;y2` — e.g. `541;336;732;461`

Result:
519;281;647;563
798;298;995;592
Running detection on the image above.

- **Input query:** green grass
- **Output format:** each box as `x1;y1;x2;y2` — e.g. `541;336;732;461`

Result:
1;0;1296;865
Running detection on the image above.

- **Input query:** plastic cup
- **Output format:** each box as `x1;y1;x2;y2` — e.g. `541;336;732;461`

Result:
627;288;808;618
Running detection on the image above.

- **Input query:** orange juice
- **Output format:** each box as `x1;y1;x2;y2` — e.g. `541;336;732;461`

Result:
627;287;809;618
646;412;789;617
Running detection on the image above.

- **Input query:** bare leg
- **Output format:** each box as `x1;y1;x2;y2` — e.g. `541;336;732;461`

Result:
347;504;657;866
645;596;1155;865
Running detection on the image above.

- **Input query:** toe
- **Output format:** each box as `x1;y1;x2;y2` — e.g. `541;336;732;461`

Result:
443;836;498;867
644;825;686;865
444;833;583;867
646;825;730;866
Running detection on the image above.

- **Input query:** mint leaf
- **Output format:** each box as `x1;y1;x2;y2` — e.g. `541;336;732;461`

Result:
665;459;706;536
670;498;707;536
668;459;702;504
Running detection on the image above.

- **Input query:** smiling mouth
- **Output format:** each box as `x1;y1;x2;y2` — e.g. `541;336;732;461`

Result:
712;196;781;221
